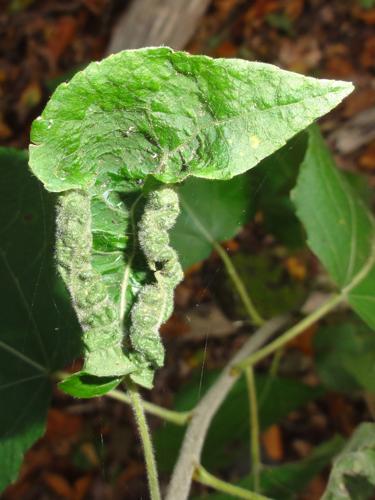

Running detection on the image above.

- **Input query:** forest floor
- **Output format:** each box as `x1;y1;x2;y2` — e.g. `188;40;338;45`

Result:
1;1;375;499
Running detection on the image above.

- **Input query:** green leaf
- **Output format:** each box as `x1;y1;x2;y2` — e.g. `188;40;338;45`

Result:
315;319;375;394
154;372;324;471
322;423;375;500
252;132;308;248
292;126;375;330
0;148;80;492
196;435;344;500
214;250;307;319
171;175;254;269
359;0;375;8
28;48;353;392
58;373;122;398
29;47;353;192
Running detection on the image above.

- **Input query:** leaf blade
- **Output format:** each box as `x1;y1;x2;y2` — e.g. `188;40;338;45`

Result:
0;147;80;492
292;126;375;329
29;47;353;192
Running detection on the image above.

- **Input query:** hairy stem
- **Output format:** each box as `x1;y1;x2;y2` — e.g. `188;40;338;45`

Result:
166;316;289;500
245;366;261;492
127;380;161;500
194;465;270;500
108;388;191;425
235;293;343;372
179;195;264;326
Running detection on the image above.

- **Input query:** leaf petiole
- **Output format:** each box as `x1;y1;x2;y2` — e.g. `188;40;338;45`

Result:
193;464;270;500
234;293;343;372
126;380;161;500
54;371;191;425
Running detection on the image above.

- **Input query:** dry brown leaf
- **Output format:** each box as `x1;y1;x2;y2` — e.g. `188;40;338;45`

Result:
288;323;318;356
72;475;92;500
18;82;42;112
285;0;304;20
79;442;100;467
359;140;375;171
43;472;73;499
160;314;190;338
353;6;375;25
285;256;307;281
361;36;375;69
343;88;375;118
0;119;12;139
325;56;354;78
45;408;83;441
262;424;284;461
46;16;78;61
246;0;281;21
279;37;321;73
327;393;356;435
215;41;238;57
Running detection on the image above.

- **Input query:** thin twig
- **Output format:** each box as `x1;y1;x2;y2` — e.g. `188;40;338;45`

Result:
234;294;343;372
245;366;261;492
165;316;289;500
194;464;270;500
179;195;264;326
213;242;265;326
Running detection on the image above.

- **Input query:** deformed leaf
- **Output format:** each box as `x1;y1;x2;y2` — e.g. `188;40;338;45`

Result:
322;423;375;500
0;148;80;492
28;48;353;392
292;126;375;330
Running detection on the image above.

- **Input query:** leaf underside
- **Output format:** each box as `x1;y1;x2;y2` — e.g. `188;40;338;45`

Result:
322;423;375;500
28;47;353;395
0;148;80;492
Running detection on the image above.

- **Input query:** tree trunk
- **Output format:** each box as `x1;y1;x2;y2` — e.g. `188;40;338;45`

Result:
106;0;211;54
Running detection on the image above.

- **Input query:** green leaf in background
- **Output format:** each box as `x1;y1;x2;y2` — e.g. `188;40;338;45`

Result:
292;126;375;330
315;319;375;394
154;371;324;472
322;423;375;500
214;250;307;320
0;148;80;492
359;0;375;8
171;175;254;269
252;132;307;248
196;435;344;500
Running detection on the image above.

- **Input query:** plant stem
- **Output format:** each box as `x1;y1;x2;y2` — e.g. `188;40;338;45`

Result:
108;387;191;425
55;371;191;426
166;315;289;500
127;380;161;500
194;464;270;500
269;347;284;377
245;366;261;492
235;293;343;372
213;241;264;326
179;196;264;326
